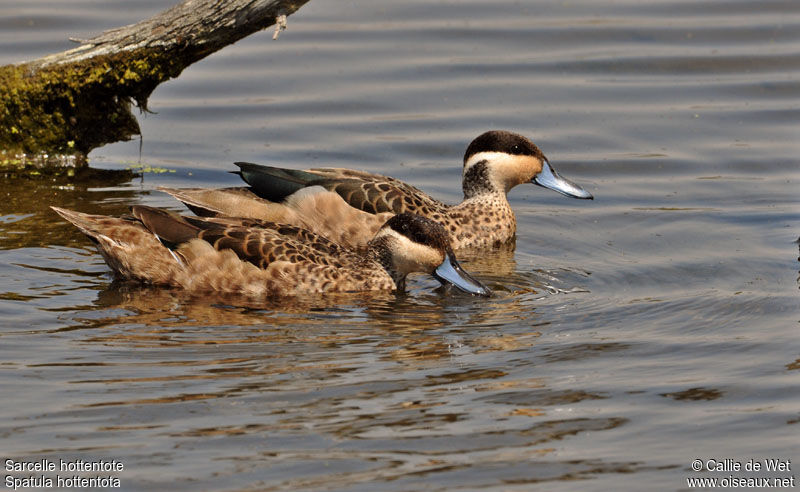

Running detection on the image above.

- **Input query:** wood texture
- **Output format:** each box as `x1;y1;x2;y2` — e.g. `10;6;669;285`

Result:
32;0;308;68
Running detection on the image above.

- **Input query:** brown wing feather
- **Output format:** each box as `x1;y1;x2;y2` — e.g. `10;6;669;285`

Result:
130;205;202;247
157;186;283;219
184;216;346;258
181;217;358;271
307;168;449;216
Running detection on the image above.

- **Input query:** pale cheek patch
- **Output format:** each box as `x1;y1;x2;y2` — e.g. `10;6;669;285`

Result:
510;155;544;186
464;152;543;192
374;230;443;275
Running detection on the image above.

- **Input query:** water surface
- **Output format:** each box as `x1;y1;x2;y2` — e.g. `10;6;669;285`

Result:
1;0;798;490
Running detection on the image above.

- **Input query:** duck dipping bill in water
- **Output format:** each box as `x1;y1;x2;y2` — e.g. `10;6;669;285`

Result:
51;207;491;297
159;130;593;251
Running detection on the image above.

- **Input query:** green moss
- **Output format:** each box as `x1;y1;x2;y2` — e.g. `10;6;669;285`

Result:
126;162;176;174
0;47;188;165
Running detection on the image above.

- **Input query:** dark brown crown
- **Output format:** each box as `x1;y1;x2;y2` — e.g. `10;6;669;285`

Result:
383;213;452;254
463;130;545;165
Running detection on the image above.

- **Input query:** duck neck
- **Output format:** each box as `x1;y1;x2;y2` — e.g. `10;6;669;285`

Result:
462;159;505;199
366;236;406;288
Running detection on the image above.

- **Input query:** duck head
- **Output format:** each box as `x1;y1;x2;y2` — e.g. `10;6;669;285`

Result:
462;130;593;199
370;213;491;296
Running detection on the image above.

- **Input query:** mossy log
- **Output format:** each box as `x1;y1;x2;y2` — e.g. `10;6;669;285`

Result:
0;0;310;173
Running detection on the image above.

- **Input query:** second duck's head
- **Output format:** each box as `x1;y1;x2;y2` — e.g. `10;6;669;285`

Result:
370;213;491;296
462;130;593;200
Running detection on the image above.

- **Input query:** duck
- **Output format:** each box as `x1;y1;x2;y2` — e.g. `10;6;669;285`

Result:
159;130;593;251
51;206;491;297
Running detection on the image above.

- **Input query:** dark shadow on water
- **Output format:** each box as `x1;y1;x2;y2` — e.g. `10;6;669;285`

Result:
0;168;137;250
660;387;725;401
540;342;632;363
477;389;608;406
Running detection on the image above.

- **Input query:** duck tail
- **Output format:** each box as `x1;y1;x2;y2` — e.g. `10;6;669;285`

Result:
233;162;322;202
51;206;183;284
51;207;120;243
157;186;292;223
157;187;230;217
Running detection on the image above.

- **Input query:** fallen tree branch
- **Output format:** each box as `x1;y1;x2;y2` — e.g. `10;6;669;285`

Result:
0;0;311;170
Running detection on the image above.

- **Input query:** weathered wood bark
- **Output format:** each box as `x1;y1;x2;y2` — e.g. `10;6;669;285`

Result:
0;0;310;171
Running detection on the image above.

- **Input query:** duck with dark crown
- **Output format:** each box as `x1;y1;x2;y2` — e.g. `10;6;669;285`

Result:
52;206;491;297
160;130;592;251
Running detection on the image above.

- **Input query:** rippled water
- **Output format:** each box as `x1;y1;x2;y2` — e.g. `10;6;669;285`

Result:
1;0;798;490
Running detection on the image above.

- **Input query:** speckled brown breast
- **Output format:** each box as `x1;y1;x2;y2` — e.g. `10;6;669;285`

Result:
442;195;517;250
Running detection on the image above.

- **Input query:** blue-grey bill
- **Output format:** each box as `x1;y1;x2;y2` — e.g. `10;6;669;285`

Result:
533;160;593;199
433;254;492;297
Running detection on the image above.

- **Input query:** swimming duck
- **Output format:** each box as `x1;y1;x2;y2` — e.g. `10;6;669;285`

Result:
160;130;593;250
51;206;490;297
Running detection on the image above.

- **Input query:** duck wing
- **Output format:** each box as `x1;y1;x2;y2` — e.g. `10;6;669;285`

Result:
234;162;447;216
154;212;355;270
130;205;202;247
160;185;388;251
157;187;276;219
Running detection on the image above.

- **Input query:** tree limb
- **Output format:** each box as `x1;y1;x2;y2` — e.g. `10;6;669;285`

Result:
0;0;311;169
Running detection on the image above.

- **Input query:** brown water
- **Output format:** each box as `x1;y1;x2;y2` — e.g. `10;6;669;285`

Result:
1;0;798;490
